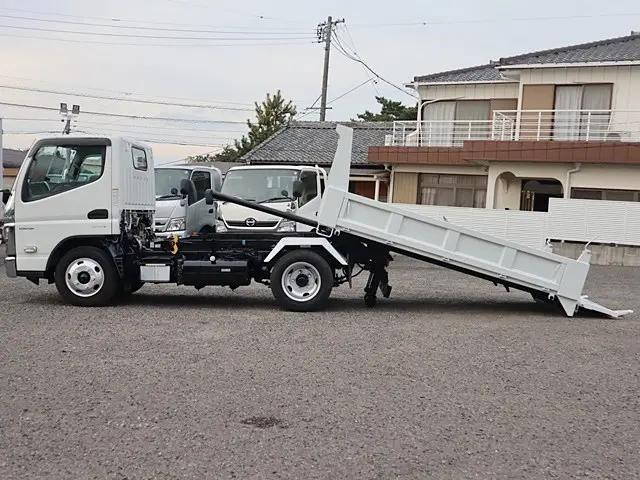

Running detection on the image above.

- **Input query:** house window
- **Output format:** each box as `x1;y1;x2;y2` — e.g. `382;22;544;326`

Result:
421;100;491;146
554;84;612;140
418;174;487;207
571;188;640;202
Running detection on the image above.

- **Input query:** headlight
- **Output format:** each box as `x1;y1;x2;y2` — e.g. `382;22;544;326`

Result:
166;217;186;232
215;218;228;233
276;220;296;232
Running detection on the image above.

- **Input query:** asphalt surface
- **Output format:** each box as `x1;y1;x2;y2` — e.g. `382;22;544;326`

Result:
1;257;639;479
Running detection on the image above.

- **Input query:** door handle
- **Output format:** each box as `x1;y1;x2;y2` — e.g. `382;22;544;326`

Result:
87;209;109;219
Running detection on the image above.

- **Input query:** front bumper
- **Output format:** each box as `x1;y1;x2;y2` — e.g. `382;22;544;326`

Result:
155;230;188;239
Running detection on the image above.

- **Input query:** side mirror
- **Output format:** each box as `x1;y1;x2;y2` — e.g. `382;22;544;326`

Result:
292;180;303;199
205;189;215;205
1;189;10;204
179;178;196;206
170;187;178;195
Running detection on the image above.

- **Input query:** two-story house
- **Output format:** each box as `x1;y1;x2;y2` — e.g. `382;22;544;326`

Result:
369;32;640;211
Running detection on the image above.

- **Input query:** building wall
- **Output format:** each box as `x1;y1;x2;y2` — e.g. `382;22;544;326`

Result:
488;162;640;209
515;65;640;111
416;82;519;103
387;160;640;209
391;172;418;203
416;65;640;112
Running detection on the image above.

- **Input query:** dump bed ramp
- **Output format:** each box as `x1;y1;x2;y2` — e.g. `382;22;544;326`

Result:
313;125;632;318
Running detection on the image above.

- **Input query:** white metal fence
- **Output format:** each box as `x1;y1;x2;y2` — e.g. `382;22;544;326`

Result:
493;110;640;142
392;198;640;250
390;120;494;147
388;109;640;146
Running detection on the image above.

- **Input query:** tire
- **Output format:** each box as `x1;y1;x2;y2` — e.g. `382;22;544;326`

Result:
54;246;121;307
270;250;333;312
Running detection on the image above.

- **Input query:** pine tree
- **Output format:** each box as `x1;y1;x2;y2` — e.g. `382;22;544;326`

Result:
355;96;417;122
188;90;296;163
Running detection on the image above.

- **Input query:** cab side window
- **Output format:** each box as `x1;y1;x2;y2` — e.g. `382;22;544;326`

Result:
298;171;318;206
191;170;211;201
22;145;106;202
132;146;148;171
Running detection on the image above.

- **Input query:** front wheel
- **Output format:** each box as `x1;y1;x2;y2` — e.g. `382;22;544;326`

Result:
270;250;334;312
54;246;121;306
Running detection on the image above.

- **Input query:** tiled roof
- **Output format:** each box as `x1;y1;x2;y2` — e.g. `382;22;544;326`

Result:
413;64;505;83
500;32;640;65
241;121;394;166
2;148;27;168
414;32;640;83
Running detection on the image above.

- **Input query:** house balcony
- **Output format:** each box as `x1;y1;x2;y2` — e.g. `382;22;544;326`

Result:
387;109;640;147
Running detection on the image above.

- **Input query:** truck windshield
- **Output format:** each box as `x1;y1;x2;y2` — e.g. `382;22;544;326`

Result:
222;169;299;203
155;168;190;199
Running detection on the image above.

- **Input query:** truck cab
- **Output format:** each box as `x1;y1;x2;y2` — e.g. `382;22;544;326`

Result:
3;135;155;282
216;165;326;233
155;164;222;237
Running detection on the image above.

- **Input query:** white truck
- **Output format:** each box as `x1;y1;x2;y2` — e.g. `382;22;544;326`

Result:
2;130;631;317
154;164;222;237
216;165;325;233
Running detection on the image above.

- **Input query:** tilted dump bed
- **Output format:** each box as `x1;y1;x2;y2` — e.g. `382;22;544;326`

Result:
312;126;632;318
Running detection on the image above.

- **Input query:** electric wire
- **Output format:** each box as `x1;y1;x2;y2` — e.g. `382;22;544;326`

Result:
0;84;254;111
0;32;315;48
0;23;317;41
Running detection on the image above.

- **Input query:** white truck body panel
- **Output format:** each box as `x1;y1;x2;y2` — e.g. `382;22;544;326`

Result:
313;126;632;318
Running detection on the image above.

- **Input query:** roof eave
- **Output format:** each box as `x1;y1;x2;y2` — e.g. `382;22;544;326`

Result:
411;79;518;86
498;60;640;69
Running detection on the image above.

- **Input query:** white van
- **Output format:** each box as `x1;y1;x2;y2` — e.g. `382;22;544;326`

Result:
216;165;326;233
155;164;222;237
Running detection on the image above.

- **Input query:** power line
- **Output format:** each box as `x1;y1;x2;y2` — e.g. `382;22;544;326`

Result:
0;23;317;41
348;12;640;28
339;24;381;96
0;32;315;48
0;6;305;30
0;84;254;111
331;31;417;99
74;130;227;148
327;78;374;105
0;101;246;124
77;119;246;134
0;74;254;106
0;13;312;35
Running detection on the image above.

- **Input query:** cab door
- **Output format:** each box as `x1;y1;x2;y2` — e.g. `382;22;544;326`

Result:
185;169;216;234
13;140;111;272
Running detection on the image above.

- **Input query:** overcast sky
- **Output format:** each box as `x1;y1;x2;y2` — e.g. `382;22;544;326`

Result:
0;0;639;163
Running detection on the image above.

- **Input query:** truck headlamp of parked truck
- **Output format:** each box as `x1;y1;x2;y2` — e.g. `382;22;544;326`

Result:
276;219;296;233
215;218;227;233
166;217;186;232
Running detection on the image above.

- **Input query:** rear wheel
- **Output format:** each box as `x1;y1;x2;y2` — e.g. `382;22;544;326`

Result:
54;246;121;306
270;250;333;312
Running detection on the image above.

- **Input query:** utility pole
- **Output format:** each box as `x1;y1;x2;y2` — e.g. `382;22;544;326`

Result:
317;16;344;121
59;103;80;134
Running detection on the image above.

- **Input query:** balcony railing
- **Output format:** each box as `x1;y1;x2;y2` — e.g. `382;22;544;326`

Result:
388;109;640;147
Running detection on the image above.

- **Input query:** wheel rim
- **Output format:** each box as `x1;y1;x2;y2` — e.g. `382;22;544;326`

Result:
65;258;105;298
281;261;321;302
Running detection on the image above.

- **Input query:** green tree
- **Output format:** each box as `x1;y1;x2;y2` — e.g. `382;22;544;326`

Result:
355;96;417;122
188;90;296;163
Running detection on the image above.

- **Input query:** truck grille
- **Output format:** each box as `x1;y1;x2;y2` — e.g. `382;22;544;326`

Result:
226;221;278;228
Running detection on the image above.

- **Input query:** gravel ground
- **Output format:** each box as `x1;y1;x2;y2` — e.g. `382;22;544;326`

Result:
0;257;639;479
